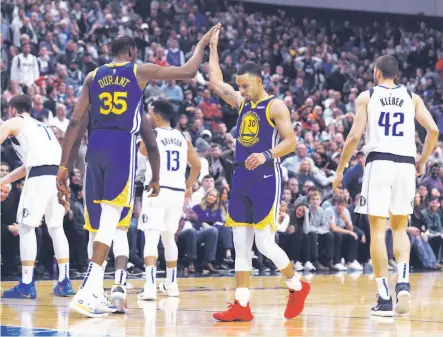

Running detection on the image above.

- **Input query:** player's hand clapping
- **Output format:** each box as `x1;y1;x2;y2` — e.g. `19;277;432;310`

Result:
245;153;266;170
198;23;221;48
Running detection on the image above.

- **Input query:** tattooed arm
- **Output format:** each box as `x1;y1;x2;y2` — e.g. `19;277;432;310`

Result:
208;29;243;109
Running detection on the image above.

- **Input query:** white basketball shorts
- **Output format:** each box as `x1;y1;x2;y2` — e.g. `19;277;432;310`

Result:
17;175;65;228
138;187;185;233
355;155;416;218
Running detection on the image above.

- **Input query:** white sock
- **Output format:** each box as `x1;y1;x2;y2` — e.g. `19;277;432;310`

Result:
22;266;34;284
146;265;156;285
376;277;390;300
397;263;409;283
285;275;302;291
58;263;69;282
166;267;177;284
115;269;127;285
235;287;250;307
82;262;103;293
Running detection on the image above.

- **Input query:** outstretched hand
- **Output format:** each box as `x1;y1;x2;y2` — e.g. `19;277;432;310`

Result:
332;171;343;194
198;23;221;47
210;27;220;49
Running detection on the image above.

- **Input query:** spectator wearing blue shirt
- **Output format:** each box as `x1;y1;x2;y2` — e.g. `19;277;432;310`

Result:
343;151;365;200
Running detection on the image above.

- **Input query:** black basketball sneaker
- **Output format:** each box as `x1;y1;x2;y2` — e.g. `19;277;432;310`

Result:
395;282;411;314
370;295;394;317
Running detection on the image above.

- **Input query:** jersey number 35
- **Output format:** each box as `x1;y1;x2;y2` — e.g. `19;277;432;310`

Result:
99;92;128;115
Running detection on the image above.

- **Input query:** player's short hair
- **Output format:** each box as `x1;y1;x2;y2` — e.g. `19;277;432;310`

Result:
237;62;262;79
374;55;398;79
152;99;174;122
111;35;136;57
8;94;32;113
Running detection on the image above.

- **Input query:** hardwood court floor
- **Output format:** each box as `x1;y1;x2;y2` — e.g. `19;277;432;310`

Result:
1;272;442;336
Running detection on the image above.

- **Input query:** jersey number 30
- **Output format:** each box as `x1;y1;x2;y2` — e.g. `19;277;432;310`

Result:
99;92;128;115
166;150;180;171
378;112;404;136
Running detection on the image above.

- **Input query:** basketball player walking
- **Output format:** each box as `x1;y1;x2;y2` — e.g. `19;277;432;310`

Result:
333;55;438;316
209;30;310;321
0;95;74;299
137;99;201;301
56;26;220;318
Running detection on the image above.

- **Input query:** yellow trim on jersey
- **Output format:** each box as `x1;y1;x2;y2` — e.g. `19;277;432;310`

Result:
91;67;99;80
93;179;131;208
133;64;138;76
84;206;132;233
250;95;273;109
225;212;253;228
265;98;277;128
254;205;278;231
104;62;130;67
238;100;245;115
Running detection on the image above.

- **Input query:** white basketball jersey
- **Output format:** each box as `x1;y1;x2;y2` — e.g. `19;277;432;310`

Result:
10;116;61;168
363;85;416;157
144;128;188;189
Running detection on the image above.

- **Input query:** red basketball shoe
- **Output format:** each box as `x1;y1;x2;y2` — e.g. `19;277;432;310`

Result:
284;281;311;319
213;301;254;322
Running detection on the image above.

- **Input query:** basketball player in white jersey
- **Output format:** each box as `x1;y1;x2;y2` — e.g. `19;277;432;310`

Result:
0;95;75;298
137;100;201;300
333;55;438;317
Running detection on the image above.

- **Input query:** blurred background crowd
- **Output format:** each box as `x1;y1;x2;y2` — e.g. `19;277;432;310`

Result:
1;0;443;279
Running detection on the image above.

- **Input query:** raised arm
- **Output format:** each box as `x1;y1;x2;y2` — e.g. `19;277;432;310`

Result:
333;91;369;192
414;93;439;176
185;139;202;203
208;29;243;109
136;24;221;87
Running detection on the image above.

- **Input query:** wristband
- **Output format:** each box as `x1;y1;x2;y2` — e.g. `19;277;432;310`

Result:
263;150;273;161
59;165;68;171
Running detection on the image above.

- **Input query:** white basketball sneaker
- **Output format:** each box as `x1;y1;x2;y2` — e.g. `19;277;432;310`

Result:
158;282;180;297
70;289;109;318
138;282;157;301
110;284;127;313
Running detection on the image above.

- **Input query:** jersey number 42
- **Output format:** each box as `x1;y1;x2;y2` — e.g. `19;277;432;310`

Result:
378;111;404;137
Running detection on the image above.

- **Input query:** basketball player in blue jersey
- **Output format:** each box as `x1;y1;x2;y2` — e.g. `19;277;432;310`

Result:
209;30;310;322
56;25;220;318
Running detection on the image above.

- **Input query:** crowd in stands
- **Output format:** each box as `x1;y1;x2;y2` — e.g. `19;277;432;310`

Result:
1;0;443;278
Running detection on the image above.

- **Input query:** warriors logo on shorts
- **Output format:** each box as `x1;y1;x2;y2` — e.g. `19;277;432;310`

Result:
360;196;367;207
142;214;148;223
22;208;29;218
238;111;260;147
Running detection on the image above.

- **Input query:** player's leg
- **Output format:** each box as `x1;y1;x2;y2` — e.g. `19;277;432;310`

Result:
359;161;394;316
138;189;165;300
2;176;44;299
70;159;122;317
110;212;131;313
252;163;310;319
45;177;74;297
158;192;183;297
390;162;416;314
213;167;255;322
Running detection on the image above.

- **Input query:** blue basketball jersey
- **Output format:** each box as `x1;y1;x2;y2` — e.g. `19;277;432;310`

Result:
89;62;143;135
235;96;280;163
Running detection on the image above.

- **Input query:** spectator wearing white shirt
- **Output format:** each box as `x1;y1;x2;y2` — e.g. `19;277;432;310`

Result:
10;43;39;88
191;175;215;207
49;103;69;133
